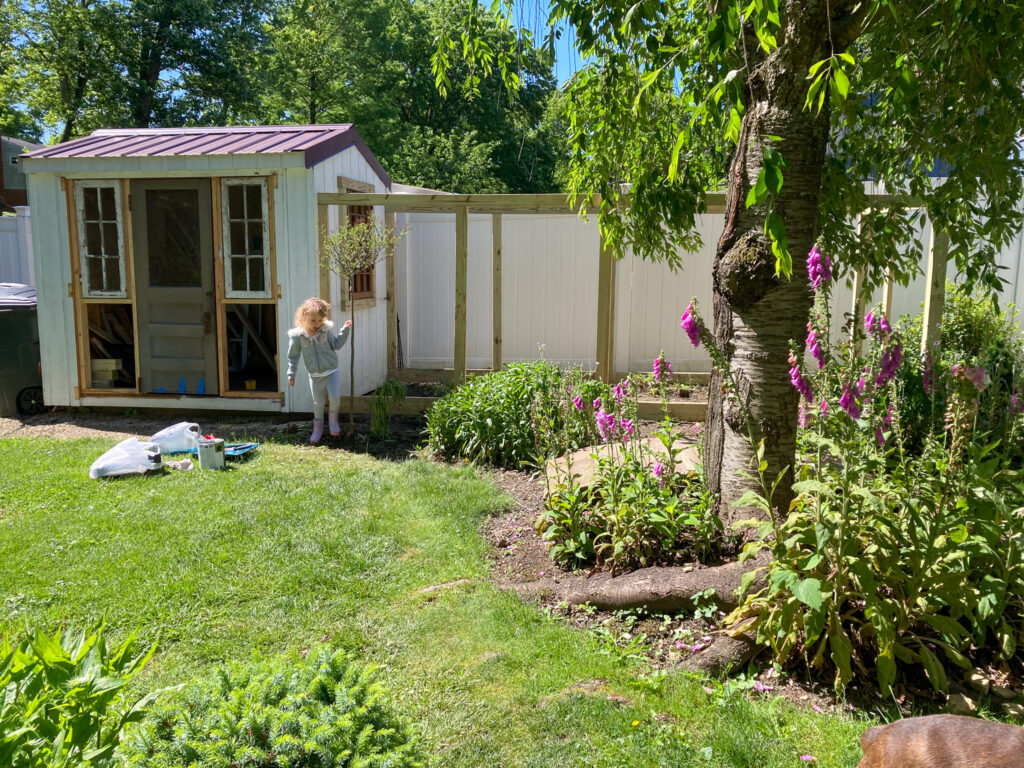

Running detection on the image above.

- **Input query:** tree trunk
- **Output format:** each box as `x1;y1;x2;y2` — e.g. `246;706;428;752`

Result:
349;298;356;434
705;3;832;540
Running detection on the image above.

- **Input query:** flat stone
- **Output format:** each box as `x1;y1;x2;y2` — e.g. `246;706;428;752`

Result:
1002;702;1024;719
964;669;991;695
946;693;977;715
991;684;1018;701
546;437;699;490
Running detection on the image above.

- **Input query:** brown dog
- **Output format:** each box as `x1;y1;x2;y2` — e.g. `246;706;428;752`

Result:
858;714;1024;767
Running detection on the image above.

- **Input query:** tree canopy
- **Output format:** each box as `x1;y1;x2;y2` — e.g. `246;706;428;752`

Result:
0;0;566;192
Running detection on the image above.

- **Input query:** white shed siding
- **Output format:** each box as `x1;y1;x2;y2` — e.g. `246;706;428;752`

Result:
26;172;76;405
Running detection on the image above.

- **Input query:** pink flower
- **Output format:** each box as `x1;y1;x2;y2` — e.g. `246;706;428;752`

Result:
798;401;810;428
864;309;876;335
595;408;616;441
789;352;813;403
1012;391;1023;413
593;397;602;410
856;376;866;395
653;462;665;486
806;323;824;370
800;757;817;762
876;426;885;446
876;338;903;387
967;365;988;392
820;398;829;416
839;384;861;419
807;246;831;292
572;395;585;412
879;315;892;334
753;680;772;692
614;381;626;404
653;354;672;383
680;301;701;348
620;418;635;442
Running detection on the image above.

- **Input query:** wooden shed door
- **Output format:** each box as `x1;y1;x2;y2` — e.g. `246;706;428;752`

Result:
131;179;218;395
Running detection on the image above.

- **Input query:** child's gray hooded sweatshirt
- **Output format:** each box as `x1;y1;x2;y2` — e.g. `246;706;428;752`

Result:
286;320;351;379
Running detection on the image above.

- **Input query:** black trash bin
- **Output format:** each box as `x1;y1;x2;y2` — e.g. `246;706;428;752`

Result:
0;283;44;416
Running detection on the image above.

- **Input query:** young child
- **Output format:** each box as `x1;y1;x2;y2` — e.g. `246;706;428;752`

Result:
286;297;352;444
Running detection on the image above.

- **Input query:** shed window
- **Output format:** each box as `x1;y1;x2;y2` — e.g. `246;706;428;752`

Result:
349;203;374;300
222;178;270;299
74;181;126;298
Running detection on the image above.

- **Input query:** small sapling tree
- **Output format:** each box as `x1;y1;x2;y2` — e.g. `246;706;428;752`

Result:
321;218;406;434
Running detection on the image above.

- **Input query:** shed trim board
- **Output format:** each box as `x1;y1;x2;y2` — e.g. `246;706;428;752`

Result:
23;126;391;413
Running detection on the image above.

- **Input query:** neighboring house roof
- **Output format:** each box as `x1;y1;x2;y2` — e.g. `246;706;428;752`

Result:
391;182;452;195
1;135;41;150
23;124;391;185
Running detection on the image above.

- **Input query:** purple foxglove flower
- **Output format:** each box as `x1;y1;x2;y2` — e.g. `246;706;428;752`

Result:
620;418;634;441
595;408;613;441
968;365;988;392
807;246;831;292
614;381;626;404
864;309;876;335
856;376;866;395
1012;391;1022;414
879;315;892;334
653;356;663;382
820;398;829;416
653;461;664;486
680;301;701;348
839;384;861;419
573;395;585;412
788;352;813;403
798;401;810;428
593;397;602;410
806;323;824;370
876;426;885;446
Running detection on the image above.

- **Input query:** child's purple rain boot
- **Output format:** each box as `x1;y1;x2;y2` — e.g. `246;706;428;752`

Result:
310;419;324;445
328;412;341;437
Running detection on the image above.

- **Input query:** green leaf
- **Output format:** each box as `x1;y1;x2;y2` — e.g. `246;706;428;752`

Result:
918;644;948;692
831;65;850;102
791;578;825;611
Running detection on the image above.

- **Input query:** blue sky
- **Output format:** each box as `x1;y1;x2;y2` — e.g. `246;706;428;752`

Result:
510;0;582;85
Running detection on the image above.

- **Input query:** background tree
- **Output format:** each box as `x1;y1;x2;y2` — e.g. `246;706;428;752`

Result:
435;0;1024;533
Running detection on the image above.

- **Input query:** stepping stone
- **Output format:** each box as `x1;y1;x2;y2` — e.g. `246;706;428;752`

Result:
545;437;699;490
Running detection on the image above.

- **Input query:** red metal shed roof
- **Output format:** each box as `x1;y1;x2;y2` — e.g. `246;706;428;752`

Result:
23;124;391;185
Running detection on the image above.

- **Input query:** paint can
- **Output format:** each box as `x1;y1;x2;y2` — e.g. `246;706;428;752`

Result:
197;437;225;470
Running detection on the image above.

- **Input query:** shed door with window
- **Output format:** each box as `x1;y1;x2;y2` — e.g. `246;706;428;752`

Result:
131;179;218;394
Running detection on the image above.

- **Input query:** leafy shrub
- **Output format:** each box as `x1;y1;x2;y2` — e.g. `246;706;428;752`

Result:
0;623;159;768
122;648;424;768
897;283;1024;450
426;362;608;468
730;308;1024;696
539;400;719;572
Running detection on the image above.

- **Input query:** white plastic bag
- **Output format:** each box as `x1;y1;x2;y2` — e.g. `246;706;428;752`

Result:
150;422;200;453
89;438;164;479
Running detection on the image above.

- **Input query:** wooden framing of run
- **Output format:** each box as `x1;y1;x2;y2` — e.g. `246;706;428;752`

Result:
316;190;945;386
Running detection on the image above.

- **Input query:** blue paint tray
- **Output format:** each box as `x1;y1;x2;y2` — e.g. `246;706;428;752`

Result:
179;442;260;458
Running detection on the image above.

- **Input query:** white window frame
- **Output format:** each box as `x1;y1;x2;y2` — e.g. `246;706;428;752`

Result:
74;180;127;298
221;177;271;300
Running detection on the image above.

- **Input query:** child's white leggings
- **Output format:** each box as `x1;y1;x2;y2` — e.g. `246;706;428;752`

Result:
309;369;341;420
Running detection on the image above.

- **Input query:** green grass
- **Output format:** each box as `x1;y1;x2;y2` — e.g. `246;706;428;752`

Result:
0;437;869;767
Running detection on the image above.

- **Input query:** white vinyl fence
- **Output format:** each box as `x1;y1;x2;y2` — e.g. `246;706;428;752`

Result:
0;207;33;286
394;207;1024;374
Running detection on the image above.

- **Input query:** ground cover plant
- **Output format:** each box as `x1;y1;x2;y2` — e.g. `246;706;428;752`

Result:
0;623;160;768
124;648;424;768
0;437;866;767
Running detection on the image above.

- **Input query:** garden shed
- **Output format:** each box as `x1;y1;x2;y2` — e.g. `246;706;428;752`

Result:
21;124;391;413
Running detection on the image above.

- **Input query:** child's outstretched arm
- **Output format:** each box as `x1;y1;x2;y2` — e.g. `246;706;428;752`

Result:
330;320;353;350
286;332;302;383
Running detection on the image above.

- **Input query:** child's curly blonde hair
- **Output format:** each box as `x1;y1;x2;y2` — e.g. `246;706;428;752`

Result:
294;297;330;330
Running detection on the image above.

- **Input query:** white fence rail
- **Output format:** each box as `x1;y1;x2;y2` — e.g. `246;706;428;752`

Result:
0;207;33;286
395;208;1024;374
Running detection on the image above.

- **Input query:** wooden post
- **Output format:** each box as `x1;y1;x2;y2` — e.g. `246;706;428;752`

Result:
595;232;616;383
385;208;398;370
881;268;894;321
921;226;950;359
454;205;468;382
851;265;868;358
492;213;502;371
317;203;330;302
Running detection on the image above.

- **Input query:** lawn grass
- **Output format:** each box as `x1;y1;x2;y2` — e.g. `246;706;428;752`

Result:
0;437;869;767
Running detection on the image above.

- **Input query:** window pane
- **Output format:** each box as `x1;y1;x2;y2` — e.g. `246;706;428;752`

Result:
228;185;244;219
102;223;119;256
230;222;247;255
146;189;201;287
85;222;102;255
100;186;116;220
247;222;263;255
230;256;247;291
83;187;99;220
87;257;103;291
248;258;265;293
104;257;121;293
245;184;261;219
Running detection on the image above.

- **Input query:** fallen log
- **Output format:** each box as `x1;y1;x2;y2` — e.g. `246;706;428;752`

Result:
565;551;769;614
